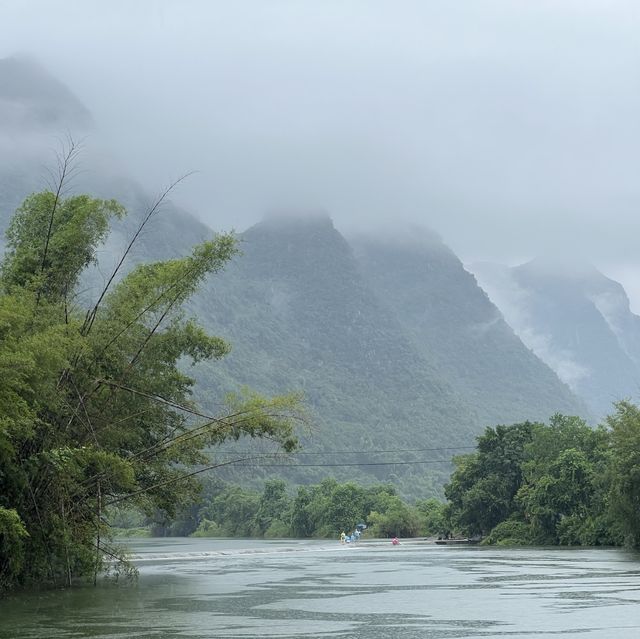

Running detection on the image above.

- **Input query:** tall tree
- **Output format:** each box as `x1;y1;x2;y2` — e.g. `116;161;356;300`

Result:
607;401;640;548
444;422;539;536
0;183;302;591
517;415;611;545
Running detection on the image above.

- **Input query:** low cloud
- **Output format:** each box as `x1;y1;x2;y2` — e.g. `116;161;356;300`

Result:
2;1;640;299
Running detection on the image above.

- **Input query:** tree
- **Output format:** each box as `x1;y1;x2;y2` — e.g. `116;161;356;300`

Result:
415;498;447;537
444;414;617;547
517;415;611;545
367;495;421;538
444;422;539;535
606;401;640;547
518;448;594;543
289;486;314;537
0;508;28;590
324;482;366;533
197;483;261;537
1;191;123;300
0;176;303;591
253;479;290;536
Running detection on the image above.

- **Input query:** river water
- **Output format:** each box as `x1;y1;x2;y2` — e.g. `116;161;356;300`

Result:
1;538;639;638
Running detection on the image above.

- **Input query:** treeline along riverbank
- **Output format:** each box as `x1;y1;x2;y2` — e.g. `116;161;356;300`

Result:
125;405;640;549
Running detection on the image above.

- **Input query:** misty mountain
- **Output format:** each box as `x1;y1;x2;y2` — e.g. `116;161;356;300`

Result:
182;215;591;492
472;258;640;418
0;56;593;495
0;56;92;134
351;232;584;426
185;213;482;492
0;58;211;282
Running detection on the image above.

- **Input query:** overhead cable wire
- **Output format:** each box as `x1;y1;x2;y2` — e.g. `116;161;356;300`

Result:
214;445;476;456
217;458;456;468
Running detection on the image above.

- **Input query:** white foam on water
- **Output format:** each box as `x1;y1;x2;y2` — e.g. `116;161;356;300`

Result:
116;538;438;565
127;542;364;564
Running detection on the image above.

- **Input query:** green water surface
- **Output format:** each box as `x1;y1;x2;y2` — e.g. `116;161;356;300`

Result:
1;539;638;638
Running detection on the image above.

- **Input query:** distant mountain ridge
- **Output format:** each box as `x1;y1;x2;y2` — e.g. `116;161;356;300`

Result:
183;213;484;494
471;258;640;418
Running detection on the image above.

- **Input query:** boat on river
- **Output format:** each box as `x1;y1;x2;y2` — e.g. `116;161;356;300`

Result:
434;537;481;545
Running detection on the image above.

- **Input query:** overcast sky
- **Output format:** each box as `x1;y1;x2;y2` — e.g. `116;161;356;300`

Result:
2;0;640;308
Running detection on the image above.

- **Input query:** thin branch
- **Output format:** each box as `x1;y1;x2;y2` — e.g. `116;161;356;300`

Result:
94;379;304;461
123;291;183;374
103;456;257;507
87;258;205;371
81;173;194;336
36;138;81;305
67;373;101;447
96;379;223;421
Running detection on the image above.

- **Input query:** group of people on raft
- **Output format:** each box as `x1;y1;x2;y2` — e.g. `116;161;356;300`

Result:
340;528;362;544
340;522;366;544
339;523;399;545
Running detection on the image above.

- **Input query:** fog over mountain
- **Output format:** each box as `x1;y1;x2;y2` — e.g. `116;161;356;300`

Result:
472;258;640;418
3;2;640;432
350;231;584;426
3;1;640;311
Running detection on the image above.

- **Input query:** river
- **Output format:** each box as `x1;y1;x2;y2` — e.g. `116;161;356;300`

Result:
0;538;638;638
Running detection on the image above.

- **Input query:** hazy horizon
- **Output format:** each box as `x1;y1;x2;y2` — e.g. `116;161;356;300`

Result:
3;1;640;309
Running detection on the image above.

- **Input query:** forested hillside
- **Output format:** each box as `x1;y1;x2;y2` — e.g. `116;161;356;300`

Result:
352;232;585;425
187;213;477;493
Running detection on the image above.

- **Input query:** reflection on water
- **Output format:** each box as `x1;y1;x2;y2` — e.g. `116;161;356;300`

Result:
1;539;639;638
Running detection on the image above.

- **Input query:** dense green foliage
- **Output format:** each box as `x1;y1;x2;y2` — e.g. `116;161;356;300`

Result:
160;478;448;540
445;407;640;547
155;405;639;550
0;188;302;592
607;402;640;547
